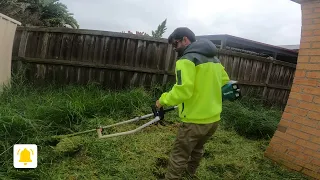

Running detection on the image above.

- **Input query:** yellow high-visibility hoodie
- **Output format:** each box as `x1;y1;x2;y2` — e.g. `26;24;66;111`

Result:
159;39;230;124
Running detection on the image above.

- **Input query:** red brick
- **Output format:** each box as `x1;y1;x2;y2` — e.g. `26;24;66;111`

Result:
311;136;320;145
302;2;320;9
273;144;288;153
278;119;291;128
287;128;311;140
294;159;308;168
310;56;320;63
296;152;313;162
301;36;320;42
304;148;320;159
295;70;307;77
282;112;294;120
307;72;320;79
270;136;284;145
303;13;320;20
291;85;304;92
314;30;320;36
296;139;320;151
281;154;296;163
287;98;300;107
315;7;320;13
290;92;314;102
298;56;310;63
311;158;320;167
302;168;320;179
303;86;320;96
303;19;313;25
308;111;320;120
294;116;319;127
314;96;320;104
303;8;314;15
298;101;320;112
299;49;320;55
314;18;320;24
289;121;303;130
301;42;311;48
286;141;305;151
265;146;275;155
294;78;318;86
282;160;303;171
301;125;320;136
304;163;320;172
274;131;297;143
287;149;299;157
313;42;320;48
296;63;320;70
302;31;313;37
285;106;309;116
300;43;317;49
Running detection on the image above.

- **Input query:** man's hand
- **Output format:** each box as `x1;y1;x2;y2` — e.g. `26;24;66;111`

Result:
156;100;162;108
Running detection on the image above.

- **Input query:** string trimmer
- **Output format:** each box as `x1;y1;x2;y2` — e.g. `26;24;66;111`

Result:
52;80;241;140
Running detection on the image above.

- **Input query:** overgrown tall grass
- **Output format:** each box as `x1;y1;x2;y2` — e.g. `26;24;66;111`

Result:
0;75;308;179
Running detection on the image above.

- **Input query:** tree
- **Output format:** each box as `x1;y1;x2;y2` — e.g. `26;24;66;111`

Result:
40;0;79;28
151;19;167;38
0;0;79;28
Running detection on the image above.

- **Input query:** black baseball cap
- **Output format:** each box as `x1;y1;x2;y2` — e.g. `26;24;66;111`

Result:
168;27;196;44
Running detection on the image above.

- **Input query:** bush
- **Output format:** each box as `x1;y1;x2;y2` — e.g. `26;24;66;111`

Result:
220;97;282;139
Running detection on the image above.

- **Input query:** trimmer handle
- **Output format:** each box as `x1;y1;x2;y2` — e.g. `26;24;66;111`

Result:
163;106;176;113
151;106;176;120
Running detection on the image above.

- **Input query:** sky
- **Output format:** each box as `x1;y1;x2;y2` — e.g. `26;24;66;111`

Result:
60;0;302;46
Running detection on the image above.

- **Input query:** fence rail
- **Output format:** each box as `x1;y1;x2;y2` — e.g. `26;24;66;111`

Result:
11;27;296;107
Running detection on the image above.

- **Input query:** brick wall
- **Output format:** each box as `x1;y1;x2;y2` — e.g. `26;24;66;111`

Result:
264;1;320;179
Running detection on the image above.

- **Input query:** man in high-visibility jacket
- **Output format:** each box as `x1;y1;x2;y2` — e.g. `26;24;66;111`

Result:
156;27;230;179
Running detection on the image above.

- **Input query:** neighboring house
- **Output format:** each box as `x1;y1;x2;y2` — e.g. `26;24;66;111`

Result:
277;45;300;52
196;34;299;64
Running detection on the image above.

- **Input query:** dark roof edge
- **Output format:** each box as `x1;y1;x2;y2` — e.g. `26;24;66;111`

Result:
196;34;299;54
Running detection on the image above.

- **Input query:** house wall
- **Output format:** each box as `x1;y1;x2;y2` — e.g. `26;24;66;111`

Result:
264;1;320;179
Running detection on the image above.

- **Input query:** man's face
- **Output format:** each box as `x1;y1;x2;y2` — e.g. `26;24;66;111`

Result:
172;37;189;56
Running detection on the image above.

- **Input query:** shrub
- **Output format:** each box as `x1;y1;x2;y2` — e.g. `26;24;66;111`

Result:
220;97;282;139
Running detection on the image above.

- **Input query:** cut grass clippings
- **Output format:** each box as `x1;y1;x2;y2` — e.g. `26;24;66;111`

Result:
0;83;309;180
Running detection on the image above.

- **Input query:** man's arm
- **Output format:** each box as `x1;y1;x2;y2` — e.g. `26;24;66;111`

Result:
159;59;196;106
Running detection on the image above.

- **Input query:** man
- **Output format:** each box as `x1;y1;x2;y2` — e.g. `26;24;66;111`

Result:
156;27;230;179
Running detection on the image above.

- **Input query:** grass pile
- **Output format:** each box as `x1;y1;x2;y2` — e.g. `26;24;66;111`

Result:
0;82;308;180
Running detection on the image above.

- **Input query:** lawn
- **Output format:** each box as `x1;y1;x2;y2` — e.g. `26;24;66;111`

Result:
0;82;309;180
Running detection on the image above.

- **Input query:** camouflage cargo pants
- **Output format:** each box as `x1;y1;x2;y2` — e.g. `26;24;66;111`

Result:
165;121;219;180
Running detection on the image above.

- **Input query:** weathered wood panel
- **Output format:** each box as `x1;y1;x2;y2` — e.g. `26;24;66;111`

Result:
11;27;296;107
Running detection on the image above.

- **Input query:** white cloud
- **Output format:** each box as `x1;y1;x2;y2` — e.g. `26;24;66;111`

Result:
60;0;302;45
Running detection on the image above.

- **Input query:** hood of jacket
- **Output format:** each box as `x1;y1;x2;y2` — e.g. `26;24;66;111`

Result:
182;39;218;57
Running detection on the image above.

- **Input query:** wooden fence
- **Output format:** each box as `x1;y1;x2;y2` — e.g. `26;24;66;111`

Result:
11;27;296;107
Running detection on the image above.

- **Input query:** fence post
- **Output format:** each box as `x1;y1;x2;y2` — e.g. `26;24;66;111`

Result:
162;44;173;85
263;57;274;98
40;33;49;59
18;29;28;58
17;29;28;72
